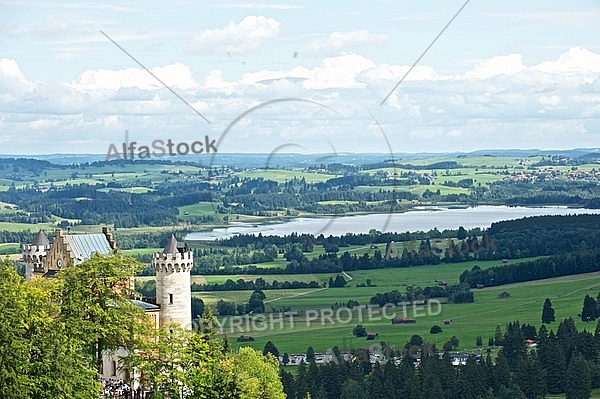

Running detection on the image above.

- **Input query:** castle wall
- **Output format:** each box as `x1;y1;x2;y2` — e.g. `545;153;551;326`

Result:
22;244;49;279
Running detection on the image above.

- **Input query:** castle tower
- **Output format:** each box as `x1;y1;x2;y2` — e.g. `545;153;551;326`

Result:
22;230;50;279
152;234;192;330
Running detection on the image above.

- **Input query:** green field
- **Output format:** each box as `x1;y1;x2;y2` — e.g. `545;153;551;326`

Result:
214;271;600;355
171;252;592;356
233;169;336;183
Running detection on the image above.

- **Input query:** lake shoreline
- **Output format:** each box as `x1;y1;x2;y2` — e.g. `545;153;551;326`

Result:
186;205;600;241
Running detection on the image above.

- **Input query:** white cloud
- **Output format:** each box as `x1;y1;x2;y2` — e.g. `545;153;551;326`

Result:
465;54;526;80
3;47;600;154
190;16;280;54
533;47;600;75
302;54;376;89
308;30;387;53
71;62;198;92
0;58;35;98
202;54;377;91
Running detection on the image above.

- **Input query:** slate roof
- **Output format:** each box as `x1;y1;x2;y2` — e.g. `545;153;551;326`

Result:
163;234;179;254
32;230;50;246
63;233;112;264
131;299;160;311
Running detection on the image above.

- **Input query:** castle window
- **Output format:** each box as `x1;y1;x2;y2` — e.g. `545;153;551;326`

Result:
169;293;173;305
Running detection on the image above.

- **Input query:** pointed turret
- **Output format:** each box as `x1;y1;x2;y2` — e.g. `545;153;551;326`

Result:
32;230;50;246
162;234;178;254
23;230;50;280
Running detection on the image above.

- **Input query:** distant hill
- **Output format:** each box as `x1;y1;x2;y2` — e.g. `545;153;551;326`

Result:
1;148;599;168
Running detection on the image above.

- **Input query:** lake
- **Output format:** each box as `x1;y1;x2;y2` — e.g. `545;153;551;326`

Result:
185;206;600;241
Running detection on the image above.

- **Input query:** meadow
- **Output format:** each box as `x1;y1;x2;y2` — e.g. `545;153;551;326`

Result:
215;271;600;355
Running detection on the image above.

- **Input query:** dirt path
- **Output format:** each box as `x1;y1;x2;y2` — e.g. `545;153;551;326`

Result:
264;287;328;303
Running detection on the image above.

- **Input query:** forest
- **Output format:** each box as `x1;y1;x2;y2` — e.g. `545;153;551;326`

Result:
279;317;600;399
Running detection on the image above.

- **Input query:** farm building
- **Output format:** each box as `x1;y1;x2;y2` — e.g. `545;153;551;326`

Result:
392;317;416;324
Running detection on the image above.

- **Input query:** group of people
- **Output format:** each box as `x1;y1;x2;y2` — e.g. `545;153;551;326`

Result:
99;378;136;398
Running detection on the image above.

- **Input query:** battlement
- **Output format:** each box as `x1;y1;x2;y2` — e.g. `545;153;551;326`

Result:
152;251;193;261
153;261;193;273
22;244;50;253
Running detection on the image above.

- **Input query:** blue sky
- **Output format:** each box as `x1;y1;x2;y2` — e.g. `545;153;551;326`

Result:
1;0;599;155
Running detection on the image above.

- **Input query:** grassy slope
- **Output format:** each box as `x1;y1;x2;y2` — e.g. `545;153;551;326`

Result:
222;271;600;355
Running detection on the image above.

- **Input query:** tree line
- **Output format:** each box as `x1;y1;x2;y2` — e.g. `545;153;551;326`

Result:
459;248;600;288
279;317;600;399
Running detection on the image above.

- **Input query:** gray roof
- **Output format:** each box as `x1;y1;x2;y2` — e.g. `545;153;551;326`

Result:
131;299;160;310
163;234;179;254
32;230;50;246
63;234;112;264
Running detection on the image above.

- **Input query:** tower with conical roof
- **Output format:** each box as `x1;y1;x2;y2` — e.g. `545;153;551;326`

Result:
152;234;193;329
22;230;50;279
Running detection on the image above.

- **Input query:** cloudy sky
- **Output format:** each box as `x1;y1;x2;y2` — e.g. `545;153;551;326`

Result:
1;0;599;156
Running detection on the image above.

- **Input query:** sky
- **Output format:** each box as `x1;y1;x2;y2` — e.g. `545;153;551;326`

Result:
1;0;599;156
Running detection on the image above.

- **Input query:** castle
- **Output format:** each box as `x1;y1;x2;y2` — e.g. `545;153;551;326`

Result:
22;227;193;383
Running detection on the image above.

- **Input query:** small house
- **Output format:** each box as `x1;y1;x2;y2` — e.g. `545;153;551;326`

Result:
366;332;379;340
392;317;416;325
450;354;469;366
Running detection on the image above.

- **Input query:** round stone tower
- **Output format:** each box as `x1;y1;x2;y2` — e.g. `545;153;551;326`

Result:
152;234;192;330
22;230;50;279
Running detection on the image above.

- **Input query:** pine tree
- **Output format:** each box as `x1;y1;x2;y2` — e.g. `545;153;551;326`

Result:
295;361;309;399
542;298;556;323
368;363;386;399
334;275;347;288
263;340;280;358
514;354;546;399
543;344;566;394
594;319;600;351
565;353;591;399
306;346;316;362
280;369;296;399
581;295;597;322
501;321;526;368
493;352;511;393
494;324;504;346
538;324;549;346
557;318;578;362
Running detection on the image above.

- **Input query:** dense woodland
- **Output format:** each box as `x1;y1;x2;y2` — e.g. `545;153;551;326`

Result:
190;214;600;276
280;317;600;399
